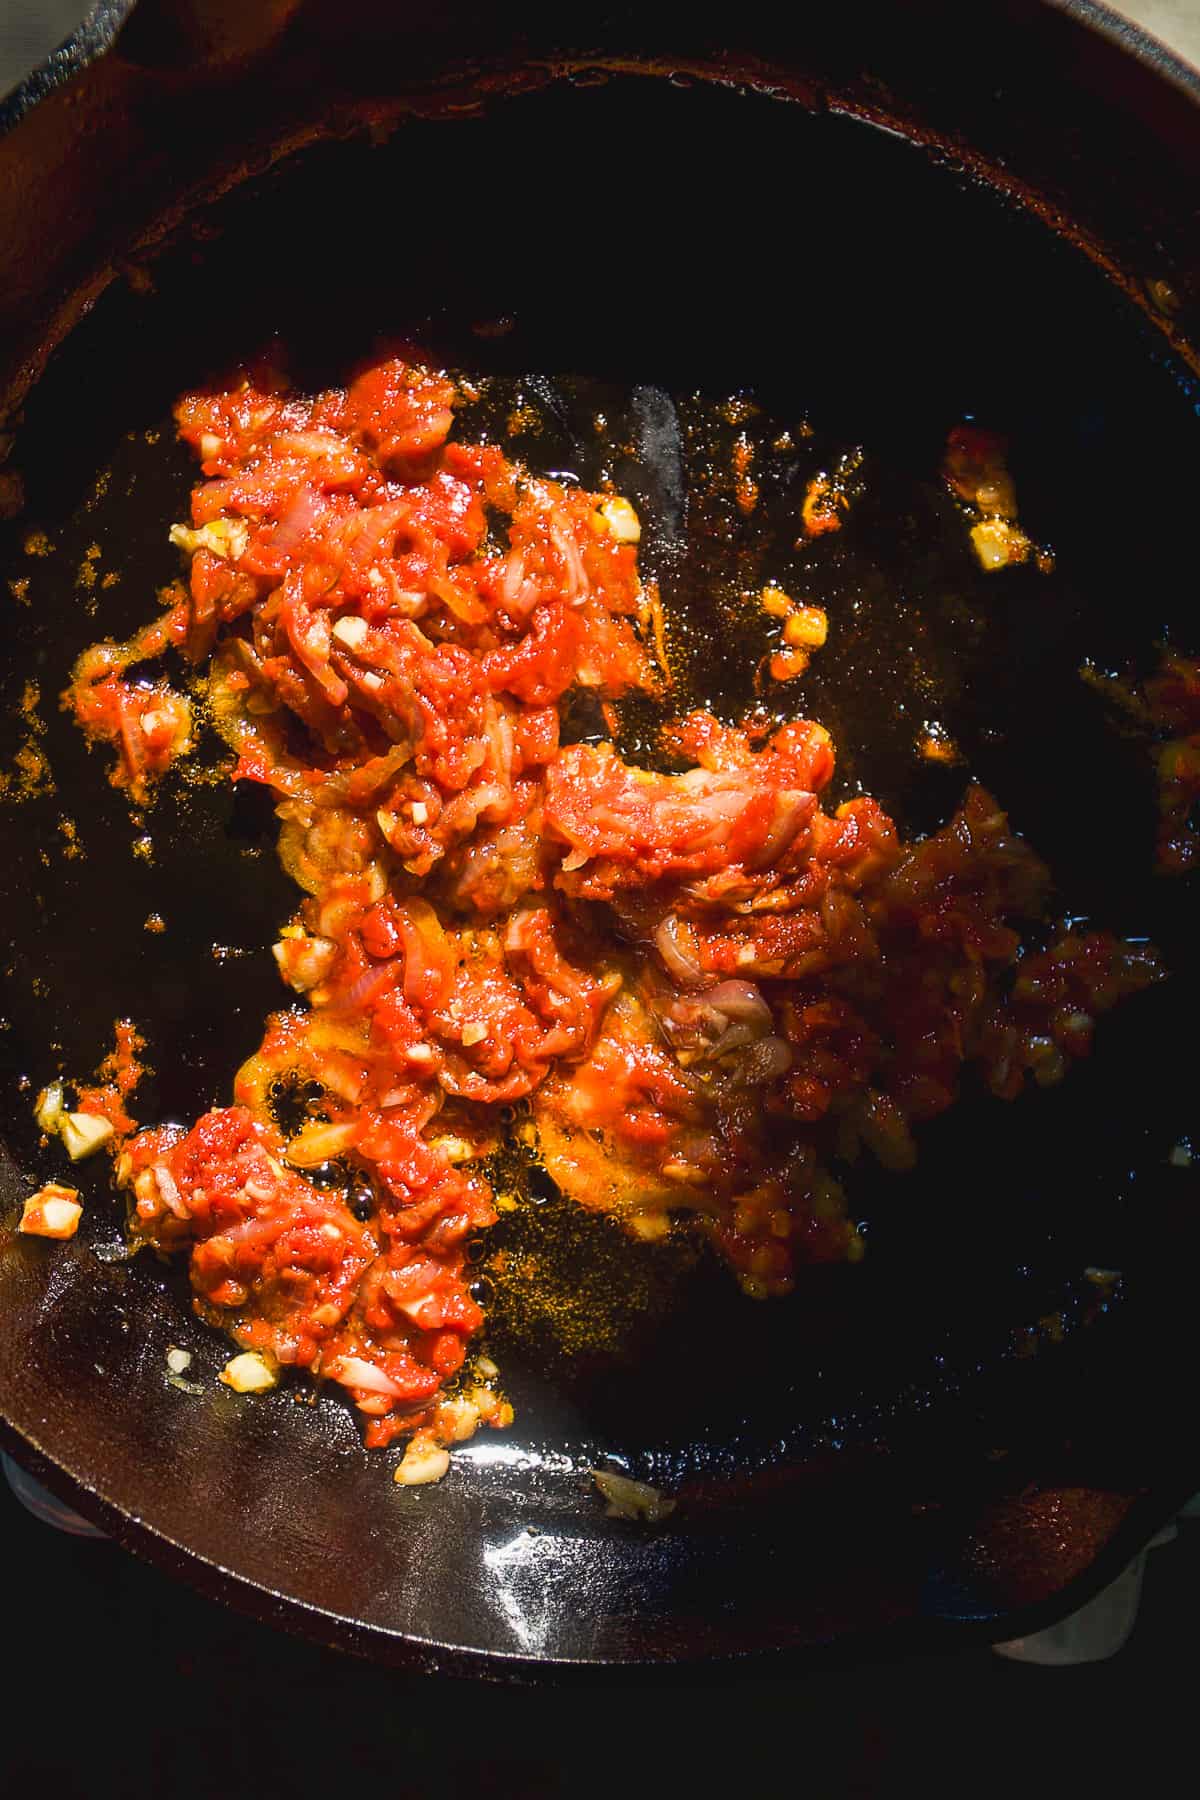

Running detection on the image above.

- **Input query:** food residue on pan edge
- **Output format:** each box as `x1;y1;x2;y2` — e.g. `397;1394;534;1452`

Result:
16;354;1166;1489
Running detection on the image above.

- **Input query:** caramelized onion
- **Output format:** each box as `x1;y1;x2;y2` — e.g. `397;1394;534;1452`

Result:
654;914;704;987
734;1035;793;1086
702;980;773;1030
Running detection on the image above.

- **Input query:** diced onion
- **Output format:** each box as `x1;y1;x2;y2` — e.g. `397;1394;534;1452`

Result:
328;1355;406;1398
60;1112;114;1161
394;1434;451;1486
431;1135;475;1165
152;1162;190;1219
433;1396;481;1443
593;496;641;543
34;1081;64;1132
19;1183;82;1239
783;605;828;649
219;1351;277;1394
284;1119;360;1168
169;516;248;561
272;933;338;993
331;614;369;651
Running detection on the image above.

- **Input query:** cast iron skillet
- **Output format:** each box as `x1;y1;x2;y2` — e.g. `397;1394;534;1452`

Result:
0;0;1198;1676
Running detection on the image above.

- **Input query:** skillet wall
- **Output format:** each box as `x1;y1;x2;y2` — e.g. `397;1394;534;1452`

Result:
0;0;1198;1672
0;0;1199;415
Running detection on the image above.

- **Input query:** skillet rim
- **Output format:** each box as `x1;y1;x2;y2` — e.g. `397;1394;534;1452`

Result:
1;0;1199;1673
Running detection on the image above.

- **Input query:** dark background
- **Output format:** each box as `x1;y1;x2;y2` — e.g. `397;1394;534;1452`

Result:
2;1470;1196;1797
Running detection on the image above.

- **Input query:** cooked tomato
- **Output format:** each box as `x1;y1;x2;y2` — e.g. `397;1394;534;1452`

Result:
63;358;1162;1464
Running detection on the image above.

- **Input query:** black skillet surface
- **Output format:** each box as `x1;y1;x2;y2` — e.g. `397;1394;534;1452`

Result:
0;3;1198;1673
